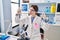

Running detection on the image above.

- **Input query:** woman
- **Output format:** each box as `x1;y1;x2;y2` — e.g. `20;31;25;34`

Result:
15;5;48;40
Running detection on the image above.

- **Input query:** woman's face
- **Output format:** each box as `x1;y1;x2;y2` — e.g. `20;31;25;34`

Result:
29;7;36;16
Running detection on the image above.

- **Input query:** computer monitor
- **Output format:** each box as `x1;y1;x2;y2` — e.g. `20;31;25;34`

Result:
57;3;60;12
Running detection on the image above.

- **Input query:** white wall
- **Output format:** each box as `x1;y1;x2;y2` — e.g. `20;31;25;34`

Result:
0;0;12;33
0;0;5;33
30;0;60;3
3;0;12;33
30;0;45;3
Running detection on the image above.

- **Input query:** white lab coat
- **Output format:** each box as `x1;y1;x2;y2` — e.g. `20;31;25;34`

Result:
15;15;48;40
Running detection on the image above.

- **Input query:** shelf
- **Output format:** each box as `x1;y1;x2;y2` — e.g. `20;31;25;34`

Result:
46;13;55;15
56;13;60;15
55;12;60;14
49;24;60;26
38;12;55;14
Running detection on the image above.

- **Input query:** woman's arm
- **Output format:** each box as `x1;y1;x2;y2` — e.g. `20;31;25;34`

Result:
41;20;49;32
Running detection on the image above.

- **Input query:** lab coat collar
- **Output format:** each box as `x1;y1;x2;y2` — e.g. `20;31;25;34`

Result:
33;15;38;23
29;15;38;23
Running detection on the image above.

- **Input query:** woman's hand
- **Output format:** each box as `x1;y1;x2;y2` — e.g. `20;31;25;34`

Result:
16;7;21;14
41;13;48;19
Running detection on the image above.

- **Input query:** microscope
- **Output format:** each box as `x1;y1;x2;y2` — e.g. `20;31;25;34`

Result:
17;24;30;40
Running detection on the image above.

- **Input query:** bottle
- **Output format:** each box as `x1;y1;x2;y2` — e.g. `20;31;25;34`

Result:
51;4;56;13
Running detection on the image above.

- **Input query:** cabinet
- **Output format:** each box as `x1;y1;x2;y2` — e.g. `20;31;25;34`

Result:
20;0;60;24
30;3;56;24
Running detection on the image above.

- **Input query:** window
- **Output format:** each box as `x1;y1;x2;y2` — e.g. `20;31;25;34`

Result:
11;0;20;26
